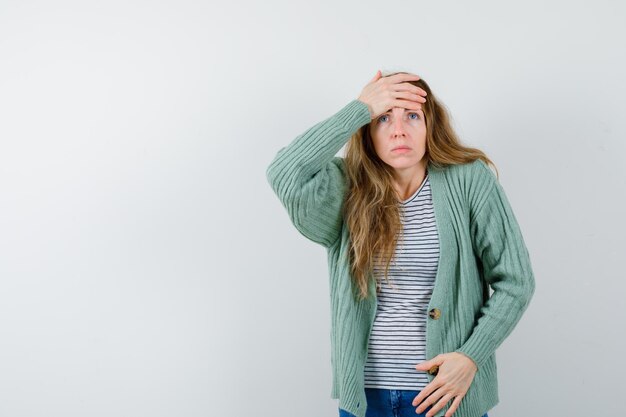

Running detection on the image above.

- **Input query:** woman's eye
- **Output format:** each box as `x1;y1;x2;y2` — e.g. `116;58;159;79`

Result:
378;113;420;124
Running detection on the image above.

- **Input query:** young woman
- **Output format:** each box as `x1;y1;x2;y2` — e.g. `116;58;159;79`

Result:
266;71;535;417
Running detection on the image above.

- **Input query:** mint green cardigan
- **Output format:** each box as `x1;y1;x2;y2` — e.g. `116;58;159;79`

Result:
265;99;536;417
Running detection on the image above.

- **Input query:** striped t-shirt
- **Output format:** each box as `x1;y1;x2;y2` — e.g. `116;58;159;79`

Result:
363;172;440;390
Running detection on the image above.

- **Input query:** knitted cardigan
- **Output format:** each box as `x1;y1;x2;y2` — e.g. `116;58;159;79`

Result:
265;99;536;417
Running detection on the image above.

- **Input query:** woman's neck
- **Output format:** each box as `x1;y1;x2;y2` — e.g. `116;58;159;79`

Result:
392;162;428;201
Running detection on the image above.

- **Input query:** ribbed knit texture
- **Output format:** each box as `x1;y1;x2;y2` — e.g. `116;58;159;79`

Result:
266;99;536;417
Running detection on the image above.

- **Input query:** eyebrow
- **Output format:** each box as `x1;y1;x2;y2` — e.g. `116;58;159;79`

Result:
382;108;423;114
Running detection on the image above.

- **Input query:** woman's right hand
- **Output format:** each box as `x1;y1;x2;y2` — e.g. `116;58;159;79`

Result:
357;71;428;120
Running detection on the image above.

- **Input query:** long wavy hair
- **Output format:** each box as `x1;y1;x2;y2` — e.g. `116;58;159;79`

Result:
344;71;499;301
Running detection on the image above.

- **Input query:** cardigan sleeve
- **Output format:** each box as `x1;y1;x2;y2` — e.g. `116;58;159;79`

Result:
455;164;536;369
265;99;372;248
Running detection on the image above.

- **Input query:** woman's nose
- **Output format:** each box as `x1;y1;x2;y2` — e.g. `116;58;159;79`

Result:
392;118;408;135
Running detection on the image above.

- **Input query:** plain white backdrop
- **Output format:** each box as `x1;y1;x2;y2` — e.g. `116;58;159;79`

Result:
0;1;624;416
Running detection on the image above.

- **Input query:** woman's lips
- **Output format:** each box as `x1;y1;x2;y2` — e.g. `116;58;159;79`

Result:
392;147;411;152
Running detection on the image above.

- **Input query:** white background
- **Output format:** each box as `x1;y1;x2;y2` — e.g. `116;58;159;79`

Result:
1;1;624;416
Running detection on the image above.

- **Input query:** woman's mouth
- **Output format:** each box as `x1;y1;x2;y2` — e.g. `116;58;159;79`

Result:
392;146;411;152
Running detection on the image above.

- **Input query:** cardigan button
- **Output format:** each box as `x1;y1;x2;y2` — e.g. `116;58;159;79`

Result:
427;365;439;376
428;308;441;320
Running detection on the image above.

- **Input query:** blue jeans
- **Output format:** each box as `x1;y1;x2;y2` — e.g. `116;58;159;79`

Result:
338;388;488;417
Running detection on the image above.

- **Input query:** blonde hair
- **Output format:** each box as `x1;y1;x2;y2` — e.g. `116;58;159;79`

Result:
344;72;499;300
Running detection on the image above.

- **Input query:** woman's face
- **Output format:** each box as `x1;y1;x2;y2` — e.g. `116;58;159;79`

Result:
369;106;428;171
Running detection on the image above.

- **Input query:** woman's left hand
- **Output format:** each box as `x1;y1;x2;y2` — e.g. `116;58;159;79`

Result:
412;352;478;417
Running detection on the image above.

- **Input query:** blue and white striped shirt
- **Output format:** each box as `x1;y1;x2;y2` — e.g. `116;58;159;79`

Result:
364;172;440;390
